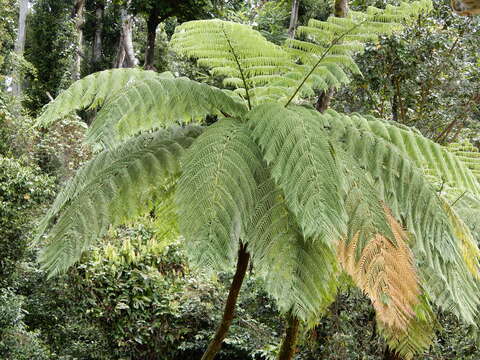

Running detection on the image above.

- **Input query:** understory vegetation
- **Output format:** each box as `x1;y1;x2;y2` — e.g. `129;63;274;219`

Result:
1;0;479;359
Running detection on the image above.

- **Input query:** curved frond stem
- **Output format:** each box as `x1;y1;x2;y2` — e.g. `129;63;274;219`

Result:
284;20;367;107
221;23;252;110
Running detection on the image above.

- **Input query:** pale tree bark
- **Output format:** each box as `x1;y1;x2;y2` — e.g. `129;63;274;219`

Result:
115;4;139;68
12;0;28;96
287;0;300;39
200;243;250;360
92;0;104;70
315;0;348;113
72;0;86;80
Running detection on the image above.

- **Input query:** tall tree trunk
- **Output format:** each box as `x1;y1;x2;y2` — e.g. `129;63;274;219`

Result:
72;0;86;80
201;243;250;360
144;9;160;70
383;347;402;360
288;0;300;39
115;4;138;68
92;0;104;70
12;0;28;96
277;313;300;360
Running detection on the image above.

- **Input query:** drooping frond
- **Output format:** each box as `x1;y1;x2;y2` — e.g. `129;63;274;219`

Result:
36;69;171;127
378;298;436;360
38;126;202;276
331;112;480;195
176;118;264;270
171;19;291;107
246;173;339;323
283;106;480;324
247;103;346;241
338;207;420;331
85;77;247;148
441;198;480;280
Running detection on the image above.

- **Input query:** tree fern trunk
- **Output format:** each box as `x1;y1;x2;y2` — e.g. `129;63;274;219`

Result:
383;347;402;360
277;313;300;360
201;243;250;360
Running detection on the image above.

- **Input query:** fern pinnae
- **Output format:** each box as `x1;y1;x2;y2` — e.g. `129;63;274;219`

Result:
176;118;264;270
38;127;201;276
85;77;246;148
284;20;368;107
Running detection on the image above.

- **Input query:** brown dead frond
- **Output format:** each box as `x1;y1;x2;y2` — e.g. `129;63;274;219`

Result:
338;207;420;330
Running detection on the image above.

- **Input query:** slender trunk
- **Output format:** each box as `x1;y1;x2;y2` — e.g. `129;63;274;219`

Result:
334;0;349;17
314;0;348;112
315;88;335;113
383;347;402;360
92;1;104;70
12;0;28;96
144;9;160;70
72;0;86;80
277;313;300;360
115;4;138;68
287;0;300;39
201;243;250;360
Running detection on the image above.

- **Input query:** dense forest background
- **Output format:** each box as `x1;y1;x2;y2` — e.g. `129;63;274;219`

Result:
0;0;479;359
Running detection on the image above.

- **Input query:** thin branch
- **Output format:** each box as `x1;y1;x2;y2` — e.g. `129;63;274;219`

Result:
284;19;367;107
221;24;252;110
451;190;467;208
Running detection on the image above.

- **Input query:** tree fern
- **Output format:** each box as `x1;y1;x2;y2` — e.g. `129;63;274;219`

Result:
35;4;480;358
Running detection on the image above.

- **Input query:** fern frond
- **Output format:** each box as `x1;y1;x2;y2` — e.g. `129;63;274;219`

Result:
338;207;420;331
289;106;480;324
36;69;170;127
378;297;436;360
448;141;480;182
285;0;431;103
85;77;247;148
171;20;289;107
247;103;346;241
38;126;201;276
247;174;340;323
176;118;264;270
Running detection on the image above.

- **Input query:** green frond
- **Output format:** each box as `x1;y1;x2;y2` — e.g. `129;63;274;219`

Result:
85;77;247;148
247;174;340;323
176;118;264;270
37;126;201;277
448;141;480;181
247;103;346;241
329;111;480;195
284;0;431;103
171;19;289;106
36;69;171;127
289;106;479;324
